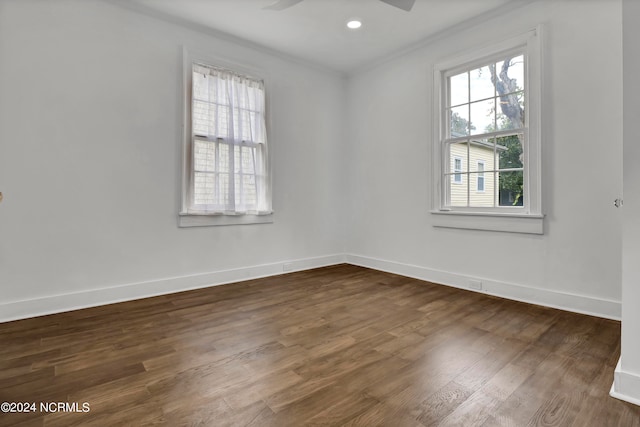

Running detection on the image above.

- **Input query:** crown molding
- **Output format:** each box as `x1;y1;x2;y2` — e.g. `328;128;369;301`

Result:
101;0;346;78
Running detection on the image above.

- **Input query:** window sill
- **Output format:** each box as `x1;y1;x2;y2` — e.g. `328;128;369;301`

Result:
178;212;274;228
430;210;544;234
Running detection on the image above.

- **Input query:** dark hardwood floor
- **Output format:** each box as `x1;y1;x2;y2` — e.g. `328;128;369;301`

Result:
1;264;638;426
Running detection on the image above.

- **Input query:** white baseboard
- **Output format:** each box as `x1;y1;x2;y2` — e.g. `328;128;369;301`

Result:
1;253;621;323
0;254;346;323
611;358;640;406
344;253;621;321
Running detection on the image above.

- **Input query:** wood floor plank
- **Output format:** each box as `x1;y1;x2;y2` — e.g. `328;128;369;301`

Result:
342;402;425;427
412;380;475;427
305;392;379;426
0;264;637;426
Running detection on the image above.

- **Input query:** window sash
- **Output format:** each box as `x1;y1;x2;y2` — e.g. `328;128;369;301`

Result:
191;137;267;212
442;128;526;209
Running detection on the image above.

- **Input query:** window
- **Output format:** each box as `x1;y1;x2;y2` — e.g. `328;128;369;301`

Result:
431;27;543;234
453;157;463;183
477;161;485;192
446;53;525;207
180;50;272;227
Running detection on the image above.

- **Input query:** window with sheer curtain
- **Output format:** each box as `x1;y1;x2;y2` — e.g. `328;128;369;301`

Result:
185;63;271;218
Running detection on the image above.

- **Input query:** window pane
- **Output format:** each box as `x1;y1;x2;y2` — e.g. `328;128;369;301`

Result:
234;145;240;173
194;172;215;205
450;105;469;137
448;141;468;176
446;174;467;207
233;109;251;141
233;145;257;174
498;170;524;207
241;146;256;174
236;174;257;207
497;134;524;169
194;140;215;172
494;55;524;131
218;173;230;205
192;100;211;136
496;91;524;130
246;86;260;111
469;173;493;207
212;77;229;106
469;137;494;172
193;100;231;138
193;72;209;101
448;141;467;205
218;143;230;173
496;55;524;94
469;65;494;102
469;98;495;135
254;112;265;144
449;72;468;106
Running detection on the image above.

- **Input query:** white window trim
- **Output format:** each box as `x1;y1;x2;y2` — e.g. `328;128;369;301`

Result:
431;26;543;234
476;161;485;193
179;47;273;228
453;156;463;184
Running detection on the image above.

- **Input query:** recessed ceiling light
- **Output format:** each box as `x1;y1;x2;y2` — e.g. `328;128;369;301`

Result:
346;20;362;30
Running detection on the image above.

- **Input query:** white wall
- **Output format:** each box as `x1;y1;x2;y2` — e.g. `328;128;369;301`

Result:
345;0;623;316
0;0;625;323
0;0;347;319
613;0;640;405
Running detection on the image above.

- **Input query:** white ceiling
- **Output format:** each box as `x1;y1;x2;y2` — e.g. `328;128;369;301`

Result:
127;0;523;73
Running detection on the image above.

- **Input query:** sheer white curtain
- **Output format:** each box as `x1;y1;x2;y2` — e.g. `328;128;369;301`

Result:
189;63;270;215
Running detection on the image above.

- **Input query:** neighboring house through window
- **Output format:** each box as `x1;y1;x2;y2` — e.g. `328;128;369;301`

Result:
431;27;543;234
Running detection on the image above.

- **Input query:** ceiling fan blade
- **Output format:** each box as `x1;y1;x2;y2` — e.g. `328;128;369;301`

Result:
379;0;416;12
263;0;305;10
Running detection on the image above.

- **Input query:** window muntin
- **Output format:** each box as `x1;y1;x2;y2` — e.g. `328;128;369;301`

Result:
443;53;526;210
188;63;271;215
